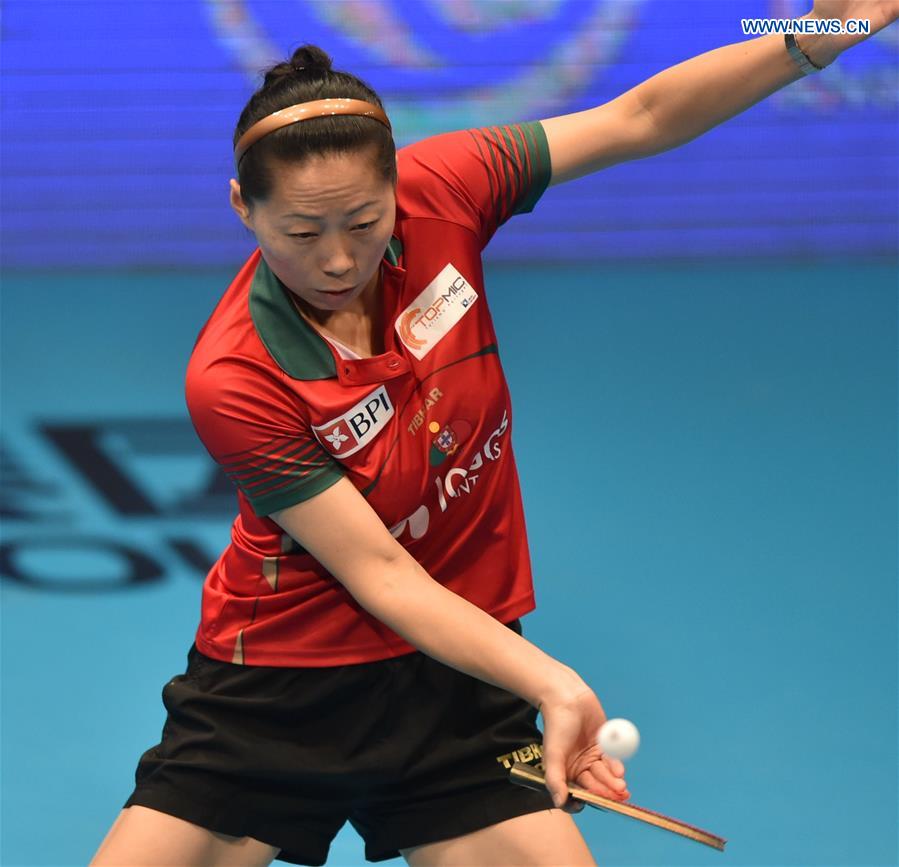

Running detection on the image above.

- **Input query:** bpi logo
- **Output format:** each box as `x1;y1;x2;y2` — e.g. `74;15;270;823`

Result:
396;263;478;360
313;386;394;458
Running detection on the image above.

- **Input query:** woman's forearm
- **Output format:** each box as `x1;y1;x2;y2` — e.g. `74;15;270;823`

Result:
356;551;586;709
628;18;831;155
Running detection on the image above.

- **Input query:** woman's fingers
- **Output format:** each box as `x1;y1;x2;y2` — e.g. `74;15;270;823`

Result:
602;754;626;777
543;754;572;808
581;763;630;800
596;753;629;796
549;757;631;811
595;759;627;790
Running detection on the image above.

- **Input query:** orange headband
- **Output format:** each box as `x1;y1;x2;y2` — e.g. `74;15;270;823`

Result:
233;98;392;167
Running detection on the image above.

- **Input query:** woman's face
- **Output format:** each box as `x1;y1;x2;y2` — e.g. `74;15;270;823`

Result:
230;147;396;313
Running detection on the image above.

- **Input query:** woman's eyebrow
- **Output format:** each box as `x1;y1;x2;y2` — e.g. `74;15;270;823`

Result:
281;200;378;220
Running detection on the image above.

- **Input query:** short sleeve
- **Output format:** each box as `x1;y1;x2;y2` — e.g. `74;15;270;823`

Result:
185;358;344;517
397;120;552;249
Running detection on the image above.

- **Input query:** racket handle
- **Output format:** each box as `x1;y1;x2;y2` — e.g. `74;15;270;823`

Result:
508;762;550;793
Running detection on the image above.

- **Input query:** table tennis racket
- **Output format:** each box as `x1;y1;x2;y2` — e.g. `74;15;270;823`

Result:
508;761;727;851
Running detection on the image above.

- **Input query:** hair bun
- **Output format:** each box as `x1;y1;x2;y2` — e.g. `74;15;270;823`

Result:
289;44;333;71
262;45;333;88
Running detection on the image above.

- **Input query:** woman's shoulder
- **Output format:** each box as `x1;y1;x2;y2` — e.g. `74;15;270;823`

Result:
395;122;550;246
188;249;272;369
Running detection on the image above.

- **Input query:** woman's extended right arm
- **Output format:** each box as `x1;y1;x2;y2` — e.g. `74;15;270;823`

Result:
270;475;630;807
269;475;583;710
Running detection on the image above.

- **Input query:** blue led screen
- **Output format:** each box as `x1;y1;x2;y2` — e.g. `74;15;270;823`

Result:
1;0;897;269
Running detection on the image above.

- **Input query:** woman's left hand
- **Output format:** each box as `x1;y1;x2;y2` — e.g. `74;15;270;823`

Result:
808;0;899;60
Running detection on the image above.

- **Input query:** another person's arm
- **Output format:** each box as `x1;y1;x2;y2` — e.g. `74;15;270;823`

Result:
539;2;897;186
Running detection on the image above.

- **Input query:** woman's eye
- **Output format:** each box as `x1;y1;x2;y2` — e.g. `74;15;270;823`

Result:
288;221;376;238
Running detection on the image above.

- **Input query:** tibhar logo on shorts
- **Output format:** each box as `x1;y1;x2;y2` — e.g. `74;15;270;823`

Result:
395;263;478;360
496;742;544;770
312;386;394;458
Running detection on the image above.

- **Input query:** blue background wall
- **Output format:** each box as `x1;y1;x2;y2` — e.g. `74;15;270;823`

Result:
1;2;896;866
1;0;897;267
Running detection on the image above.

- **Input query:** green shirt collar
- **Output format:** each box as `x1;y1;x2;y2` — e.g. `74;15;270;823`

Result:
249;237;403;380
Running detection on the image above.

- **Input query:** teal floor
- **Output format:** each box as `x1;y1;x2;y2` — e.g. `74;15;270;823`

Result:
1;260;896;866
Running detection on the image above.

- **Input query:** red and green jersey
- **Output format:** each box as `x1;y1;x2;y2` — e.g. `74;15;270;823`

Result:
185;122;552;666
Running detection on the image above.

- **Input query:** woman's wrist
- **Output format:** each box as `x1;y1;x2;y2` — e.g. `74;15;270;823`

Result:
535;665;591;712
795;15;842;68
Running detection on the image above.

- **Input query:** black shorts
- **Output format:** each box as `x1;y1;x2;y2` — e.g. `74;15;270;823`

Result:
123;617;553;865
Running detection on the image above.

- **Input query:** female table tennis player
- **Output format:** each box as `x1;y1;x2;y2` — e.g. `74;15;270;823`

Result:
92;4;895;864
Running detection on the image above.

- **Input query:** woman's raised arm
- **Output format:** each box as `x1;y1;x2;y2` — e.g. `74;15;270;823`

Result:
541;1;898;187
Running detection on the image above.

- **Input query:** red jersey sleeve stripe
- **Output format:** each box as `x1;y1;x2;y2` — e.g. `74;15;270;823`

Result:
227;454;333;493
513;122;550;215
241;465;345;518
231;460;326;496
484;126;521;226
465;127;497;222
507;124;534;211
214;431;308;461
218;437;328;476
465;122;551;231
233;462;332;498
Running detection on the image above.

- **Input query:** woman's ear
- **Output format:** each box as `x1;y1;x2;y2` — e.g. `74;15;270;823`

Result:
229;179;253;230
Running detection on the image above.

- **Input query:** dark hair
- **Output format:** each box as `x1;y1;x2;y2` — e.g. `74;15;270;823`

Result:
233;44;396;207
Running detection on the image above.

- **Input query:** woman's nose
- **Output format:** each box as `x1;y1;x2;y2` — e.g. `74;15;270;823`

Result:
320;239;354;278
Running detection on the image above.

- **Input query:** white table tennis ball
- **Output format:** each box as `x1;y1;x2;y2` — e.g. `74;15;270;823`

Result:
598;718;640;760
